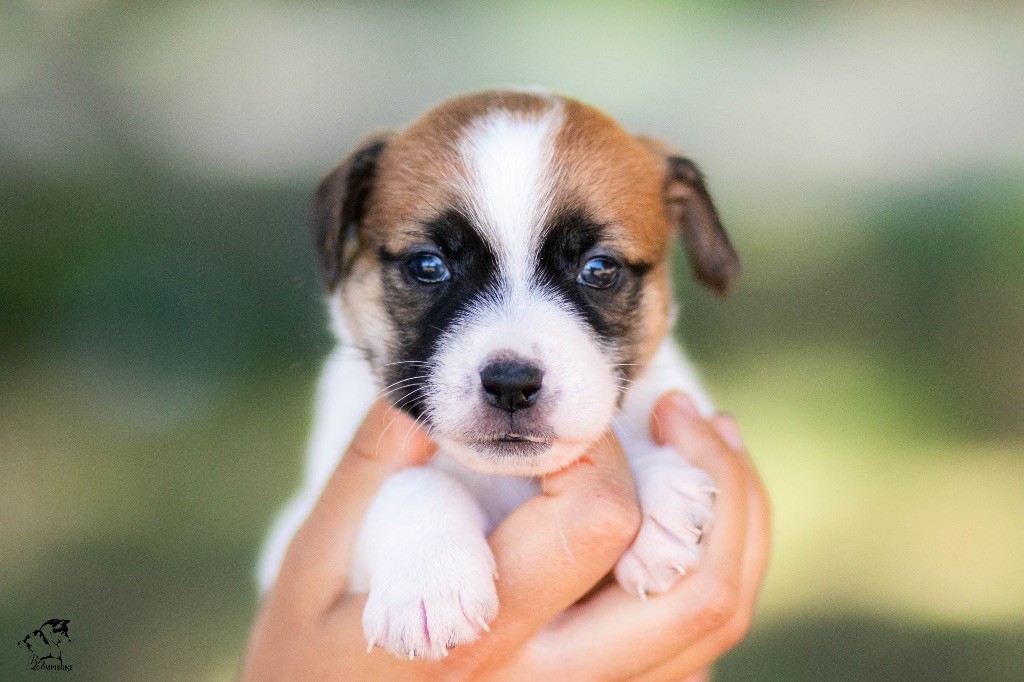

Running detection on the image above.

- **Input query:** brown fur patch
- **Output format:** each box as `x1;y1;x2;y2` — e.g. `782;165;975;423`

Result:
361;91;558;253
553;99;672;264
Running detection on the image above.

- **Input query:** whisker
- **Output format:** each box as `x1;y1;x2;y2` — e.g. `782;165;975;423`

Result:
400;409;434;455
378;375;430;389
376;359;432;369
384;387;429;403
612;412;648;443
373;375;431;399
374;408;407;456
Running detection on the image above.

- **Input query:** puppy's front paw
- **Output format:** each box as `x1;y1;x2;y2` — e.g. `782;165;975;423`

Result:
363;536;498;660
615;449;716;597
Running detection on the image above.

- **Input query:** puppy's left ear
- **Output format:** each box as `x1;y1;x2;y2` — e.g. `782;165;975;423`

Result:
639;137;741;295
311;133;391;290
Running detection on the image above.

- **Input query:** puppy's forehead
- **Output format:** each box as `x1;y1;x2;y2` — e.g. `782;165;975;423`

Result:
372;91;670;263
554;99;671;260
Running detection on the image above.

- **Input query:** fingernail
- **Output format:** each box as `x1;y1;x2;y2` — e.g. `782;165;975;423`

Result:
668;392;700;417
714;413;745;450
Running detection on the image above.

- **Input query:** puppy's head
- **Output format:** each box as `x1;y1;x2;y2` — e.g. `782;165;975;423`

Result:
313;91;738;475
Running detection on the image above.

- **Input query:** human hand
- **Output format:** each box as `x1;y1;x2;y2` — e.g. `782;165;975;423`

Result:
241;392;770;680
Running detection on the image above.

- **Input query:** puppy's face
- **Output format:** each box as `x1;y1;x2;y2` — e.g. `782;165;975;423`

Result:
313;91;738;475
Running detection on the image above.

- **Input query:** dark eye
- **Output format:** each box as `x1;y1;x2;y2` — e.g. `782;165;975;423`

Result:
577;256;620;289
407;253;451;284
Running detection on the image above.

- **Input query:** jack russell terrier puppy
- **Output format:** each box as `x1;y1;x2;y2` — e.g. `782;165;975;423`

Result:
259;89;740;660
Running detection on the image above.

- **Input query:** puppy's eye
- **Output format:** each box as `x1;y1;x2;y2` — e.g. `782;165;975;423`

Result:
407;253;451;283
577;257;620;289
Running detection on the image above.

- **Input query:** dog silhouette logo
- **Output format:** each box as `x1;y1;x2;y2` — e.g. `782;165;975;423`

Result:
18;619;72;671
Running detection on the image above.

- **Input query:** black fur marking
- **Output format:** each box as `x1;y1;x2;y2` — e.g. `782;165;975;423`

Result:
536;208;650;369
381;206;652;416
380;209;498;417
312;137;389;289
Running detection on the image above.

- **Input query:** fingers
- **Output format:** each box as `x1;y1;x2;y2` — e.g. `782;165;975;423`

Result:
638;415;771;680
449;430;641;672
710;413;745;452
274;400;435;612
650;392;733;468
526;393;757;679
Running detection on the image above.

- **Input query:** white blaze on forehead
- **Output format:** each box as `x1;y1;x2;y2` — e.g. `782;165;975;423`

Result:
458;104;564;283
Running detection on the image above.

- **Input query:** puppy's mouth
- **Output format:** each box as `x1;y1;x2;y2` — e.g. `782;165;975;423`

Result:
471;433;551;455
437;426;598;475
493;433;546;444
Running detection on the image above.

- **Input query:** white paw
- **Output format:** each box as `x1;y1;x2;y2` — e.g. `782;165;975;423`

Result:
615;449;716;597
363;536;498;660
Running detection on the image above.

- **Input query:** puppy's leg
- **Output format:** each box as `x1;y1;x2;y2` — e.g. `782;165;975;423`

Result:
355;465;497;660
258;349;376;593
614;339;718;597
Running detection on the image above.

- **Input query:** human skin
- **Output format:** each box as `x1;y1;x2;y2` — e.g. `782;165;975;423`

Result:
241;392;770;680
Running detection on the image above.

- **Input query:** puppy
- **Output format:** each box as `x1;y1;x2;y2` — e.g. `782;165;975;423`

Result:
260;90;740;660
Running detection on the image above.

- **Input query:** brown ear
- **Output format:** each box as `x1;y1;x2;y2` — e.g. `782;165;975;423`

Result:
311;133;390;289
638;137;740;294
664;155;740;294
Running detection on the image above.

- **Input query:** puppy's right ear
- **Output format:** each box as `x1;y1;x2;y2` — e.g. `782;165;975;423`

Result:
311;134;390;290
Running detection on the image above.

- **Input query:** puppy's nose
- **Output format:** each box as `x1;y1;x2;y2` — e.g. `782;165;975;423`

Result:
480;360;543;412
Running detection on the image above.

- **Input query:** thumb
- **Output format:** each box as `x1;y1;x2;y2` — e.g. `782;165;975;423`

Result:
454;431;640;669
650;392;730;467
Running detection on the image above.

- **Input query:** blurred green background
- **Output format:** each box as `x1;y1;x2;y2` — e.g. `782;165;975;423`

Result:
2;1;1022;679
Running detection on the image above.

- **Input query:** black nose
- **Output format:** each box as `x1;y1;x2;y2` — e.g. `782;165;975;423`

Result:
480;360;543;412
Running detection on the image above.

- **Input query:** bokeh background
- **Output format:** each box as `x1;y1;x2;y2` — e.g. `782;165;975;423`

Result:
2;1;1023;679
